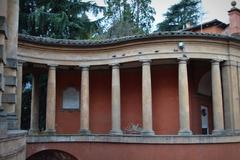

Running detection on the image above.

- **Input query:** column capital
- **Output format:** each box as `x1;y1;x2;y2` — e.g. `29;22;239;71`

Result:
17;60;24;66
80;65;90;71
48;64;57;69
211;59;223;64
110;63;120;69
178;57;189;64
140;59;151;65
222;60;238;67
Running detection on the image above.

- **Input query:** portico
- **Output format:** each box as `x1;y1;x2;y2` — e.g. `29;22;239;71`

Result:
19;50;227;136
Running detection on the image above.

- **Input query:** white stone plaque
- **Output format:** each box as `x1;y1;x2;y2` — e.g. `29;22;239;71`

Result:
62;87;80;109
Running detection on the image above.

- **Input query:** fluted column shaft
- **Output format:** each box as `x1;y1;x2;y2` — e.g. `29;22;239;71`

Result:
212;60;224;134
178;58;192;135
29;74;39;134
110;64;122;135
45;65;56;133
142;60;154;135
80;66;90;134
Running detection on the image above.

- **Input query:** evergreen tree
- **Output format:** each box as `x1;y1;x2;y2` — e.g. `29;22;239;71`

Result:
19;0;105;39
131;0;155;33
156;0;201;32
101;0;155;38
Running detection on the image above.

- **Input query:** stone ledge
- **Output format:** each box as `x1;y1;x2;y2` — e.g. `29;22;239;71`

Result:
0;130;27;142
27;134;240;144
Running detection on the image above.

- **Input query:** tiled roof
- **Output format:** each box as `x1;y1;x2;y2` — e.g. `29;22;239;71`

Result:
18;31;240;47
184;19;228;32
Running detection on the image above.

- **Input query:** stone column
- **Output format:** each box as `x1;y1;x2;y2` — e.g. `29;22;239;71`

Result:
141;60;154;135
29;74;39;134
3;0;19;130
211;60;224;135
80;66;90;134
222;60;240;134
110;64;122;135
45;65;56;133
7;0;19;59
0;2;7;137
178;58;192;135
16;61;23;129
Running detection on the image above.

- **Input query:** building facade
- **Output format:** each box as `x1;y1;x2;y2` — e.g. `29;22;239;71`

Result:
2;1;240;160
0;0;26;160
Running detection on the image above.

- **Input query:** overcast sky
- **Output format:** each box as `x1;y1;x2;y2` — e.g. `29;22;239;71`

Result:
84;0;240;27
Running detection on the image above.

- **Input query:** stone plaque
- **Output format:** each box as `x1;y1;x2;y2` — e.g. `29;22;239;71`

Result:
62;87;80;109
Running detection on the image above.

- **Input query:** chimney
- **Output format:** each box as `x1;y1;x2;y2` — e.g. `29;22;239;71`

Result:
228;1;240;35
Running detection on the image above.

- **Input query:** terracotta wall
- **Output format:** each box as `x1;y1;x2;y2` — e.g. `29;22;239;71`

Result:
121;68;142;133
27;142;240;160
55;63;212;135
191;26;224;34
56;70;81;134
89;69;111;134
152;64;179;135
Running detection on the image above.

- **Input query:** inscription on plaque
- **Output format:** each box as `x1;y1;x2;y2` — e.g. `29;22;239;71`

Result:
62;87;80;109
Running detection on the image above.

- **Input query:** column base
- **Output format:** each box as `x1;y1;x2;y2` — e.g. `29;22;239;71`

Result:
178;129;192;136
28;129;39;135
224;129;235;136
110;129;123;135
141;130;155;136
233;129;240;135
80;129;91;135
212;129;225;135
45;129;56;134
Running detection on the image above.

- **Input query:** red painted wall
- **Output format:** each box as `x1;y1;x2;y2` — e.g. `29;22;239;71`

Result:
121;68;142;133
56;70;81;134
89;70;111;134
152;64;179;135
27;142;240;160
55;63;212;135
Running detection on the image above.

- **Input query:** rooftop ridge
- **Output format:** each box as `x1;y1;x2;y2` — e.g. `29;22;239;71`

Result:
18;31;240;47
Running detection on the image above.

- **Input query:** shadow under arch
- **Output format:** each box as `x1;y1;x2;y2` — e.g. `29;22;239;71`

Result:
197;71;211;96
27;149;78;160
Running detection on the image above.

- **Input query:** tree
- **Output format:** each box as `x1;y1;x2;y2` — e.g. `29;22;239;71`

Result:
19;0;105;39
100;0;155;38
156;0;201;32
131;0;156;33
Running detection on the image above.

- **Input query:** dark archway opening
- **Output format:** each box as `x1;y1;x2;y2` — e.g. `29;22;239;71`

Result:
27;150;78;160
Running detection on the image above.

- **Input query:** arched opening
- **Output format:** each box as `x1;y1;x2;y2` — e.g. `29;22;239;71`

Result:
27;149;78;160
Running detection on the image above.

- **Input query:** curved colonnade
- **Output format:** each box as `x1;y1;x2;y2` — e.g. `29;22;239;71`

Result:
18;32;240;159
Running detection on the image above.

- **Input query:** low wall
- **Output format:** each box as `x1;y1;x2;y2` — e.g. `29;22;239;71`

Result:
27;134;240;160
